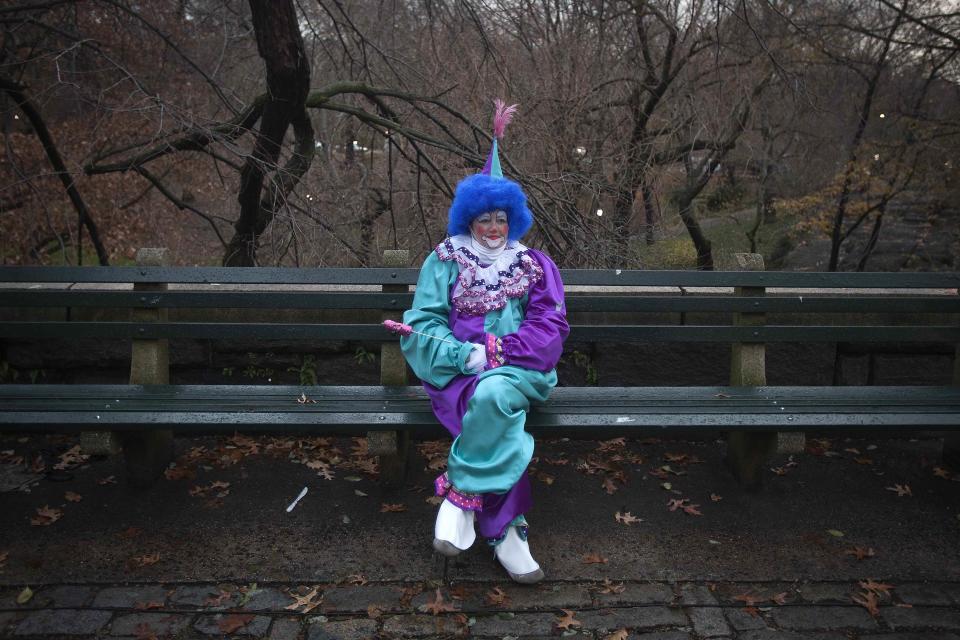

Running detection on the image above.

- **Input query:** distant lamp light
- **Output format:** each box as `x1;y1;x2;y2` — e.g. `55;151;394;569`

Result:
879;113;885;119
13;114;19;120
596;208;604;217
574;146;587;157
873;154;880;161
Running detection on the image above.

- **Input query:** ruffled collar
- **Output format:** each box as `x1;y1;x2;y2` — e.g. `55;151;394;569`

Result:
435;235;543;316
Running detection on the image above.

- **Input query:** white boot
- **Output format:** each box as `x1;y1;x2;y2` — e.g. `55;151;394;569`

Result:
433;499;476;556
493;526;544;584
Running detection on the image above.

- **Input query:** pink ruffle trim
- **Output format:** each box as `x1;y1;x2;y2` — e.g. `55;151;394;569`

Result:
435;240;543;316
435;472;483;511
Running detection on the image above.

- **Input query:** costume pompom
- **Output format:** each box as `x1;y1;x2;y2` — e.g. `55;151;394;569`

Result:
383;319;413;336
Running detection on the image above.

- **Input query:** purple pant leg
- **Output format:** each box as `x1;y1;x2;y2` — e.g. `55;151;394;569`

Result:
477;472;532;539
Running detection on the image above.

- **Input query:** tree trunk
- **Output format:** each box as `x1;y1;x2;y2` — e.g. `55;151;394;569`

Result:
827;5;904;271
0;76;109;265
224;0;310;267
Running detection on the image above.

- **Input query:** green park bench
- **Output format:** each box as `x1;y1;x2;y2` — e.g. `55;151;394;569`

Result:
1;248;959;489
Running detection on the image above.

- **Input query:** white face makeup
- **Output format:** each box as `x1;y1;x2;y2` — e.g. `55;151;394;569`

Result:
470;210;509;250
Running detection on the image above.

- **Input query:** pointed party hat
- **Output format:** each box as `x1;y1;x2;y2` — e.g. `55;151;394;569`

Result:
447;99;532;241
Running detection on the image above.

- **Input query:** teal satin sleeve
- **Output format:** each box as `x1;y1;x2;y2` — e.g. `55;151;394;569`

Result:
400;253;476;388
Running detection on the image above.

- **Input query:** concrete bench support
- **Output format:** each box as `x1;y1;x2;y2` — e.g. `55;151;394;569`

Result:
122;248;173;486
369;249;411;487
944;296;960;468
725;253;777;489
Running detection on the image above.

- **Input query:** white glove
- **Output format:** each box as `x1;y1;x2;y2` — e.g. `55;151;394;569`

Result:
465;343;486;374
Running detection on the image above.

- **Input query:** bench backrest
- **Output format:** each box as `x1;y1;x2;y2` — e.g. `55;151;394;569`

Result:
1;266;959;345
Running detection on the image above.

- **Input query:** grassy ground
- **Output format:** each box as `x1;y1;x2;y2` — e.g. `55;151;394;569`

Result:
633;200;800;270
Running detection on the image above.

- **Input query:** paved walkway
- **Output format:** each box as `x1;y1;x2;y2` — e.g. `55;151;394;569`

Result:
2;577;960;638
2;432;959;638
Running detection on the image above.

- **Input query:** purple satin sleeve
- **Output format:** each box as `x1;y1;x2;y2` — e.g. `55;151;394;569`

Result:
499;249;569;371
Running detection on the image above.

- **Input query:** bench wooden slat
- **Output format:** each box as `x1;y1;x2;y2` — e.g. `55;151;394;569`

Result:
4;290;959;314
3;266;959;288
2;321;957;343
1;385;957;431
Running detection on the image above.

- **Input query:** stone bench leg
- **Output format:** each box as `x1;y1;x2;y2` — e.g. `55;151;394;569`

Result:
124;248;173;486
725;253;777;489
374;249;411;488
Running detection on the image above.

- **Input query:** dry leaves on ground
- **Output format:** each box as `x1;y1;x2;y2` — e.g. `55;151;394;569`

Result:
852;590;880;616
64;491;82;503
418;588;458;615
367;604;384;619
556;609;583;630
484;586;510;607
845;546;876;561
97;475;117;485
733;592;766;607
582;553;608;565
603;630;629;640
0;550;8;569
30;505;62;526
380;503;407;513
133;622;158;640
345;574;368;586
129;553;161;567
133;601;164;610
666;498;702;516
285;586;322;613
596;579;625;595
885;484;912;497
217;614;254;633
614;511;642;525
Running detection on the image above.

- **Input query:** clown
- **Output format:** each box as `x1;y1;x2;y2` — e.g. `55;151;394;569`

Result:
399;100;569;584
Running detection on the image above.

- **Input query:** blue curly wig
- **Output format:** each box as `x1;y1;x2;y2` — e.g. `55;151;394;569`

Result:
447;173;533;241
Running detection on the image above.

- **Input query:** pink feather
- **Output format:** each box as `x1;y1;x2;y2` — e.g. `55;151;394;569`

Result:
492;98;518;139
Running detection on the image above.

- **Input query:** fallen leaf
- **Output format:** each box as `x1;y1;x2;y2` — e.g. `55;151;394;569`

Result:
933;466;952;479
667;498;701;516
858;579;894;596
133;622;158;640
425;495;444;505
660;482;672;491
130;553;161;567
134;601;164;610
485;586;510;607
885;484;912;497
826;529;845;537
345;574;368;586
367;604;384;619
597;578;625;595
380;503;407;513
582;553;608;565
285;586;322;613
64;491;82;503
536;471;555;485
603;630;629;640
614;511;642;525
0;550;7;569
97;475;117;485
555;609;583;630
217;613;254;633
30;505;62;526
418;588;458;615
601;477;618;494
771;592;788;605
733;592;765;606
851;590;880;616
710;493;723;502
742;605;761;617
770;467;788;476
16;586;33;604
845;546;876;561
448;584;469;601
163;466;195;481
204;590;233;607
